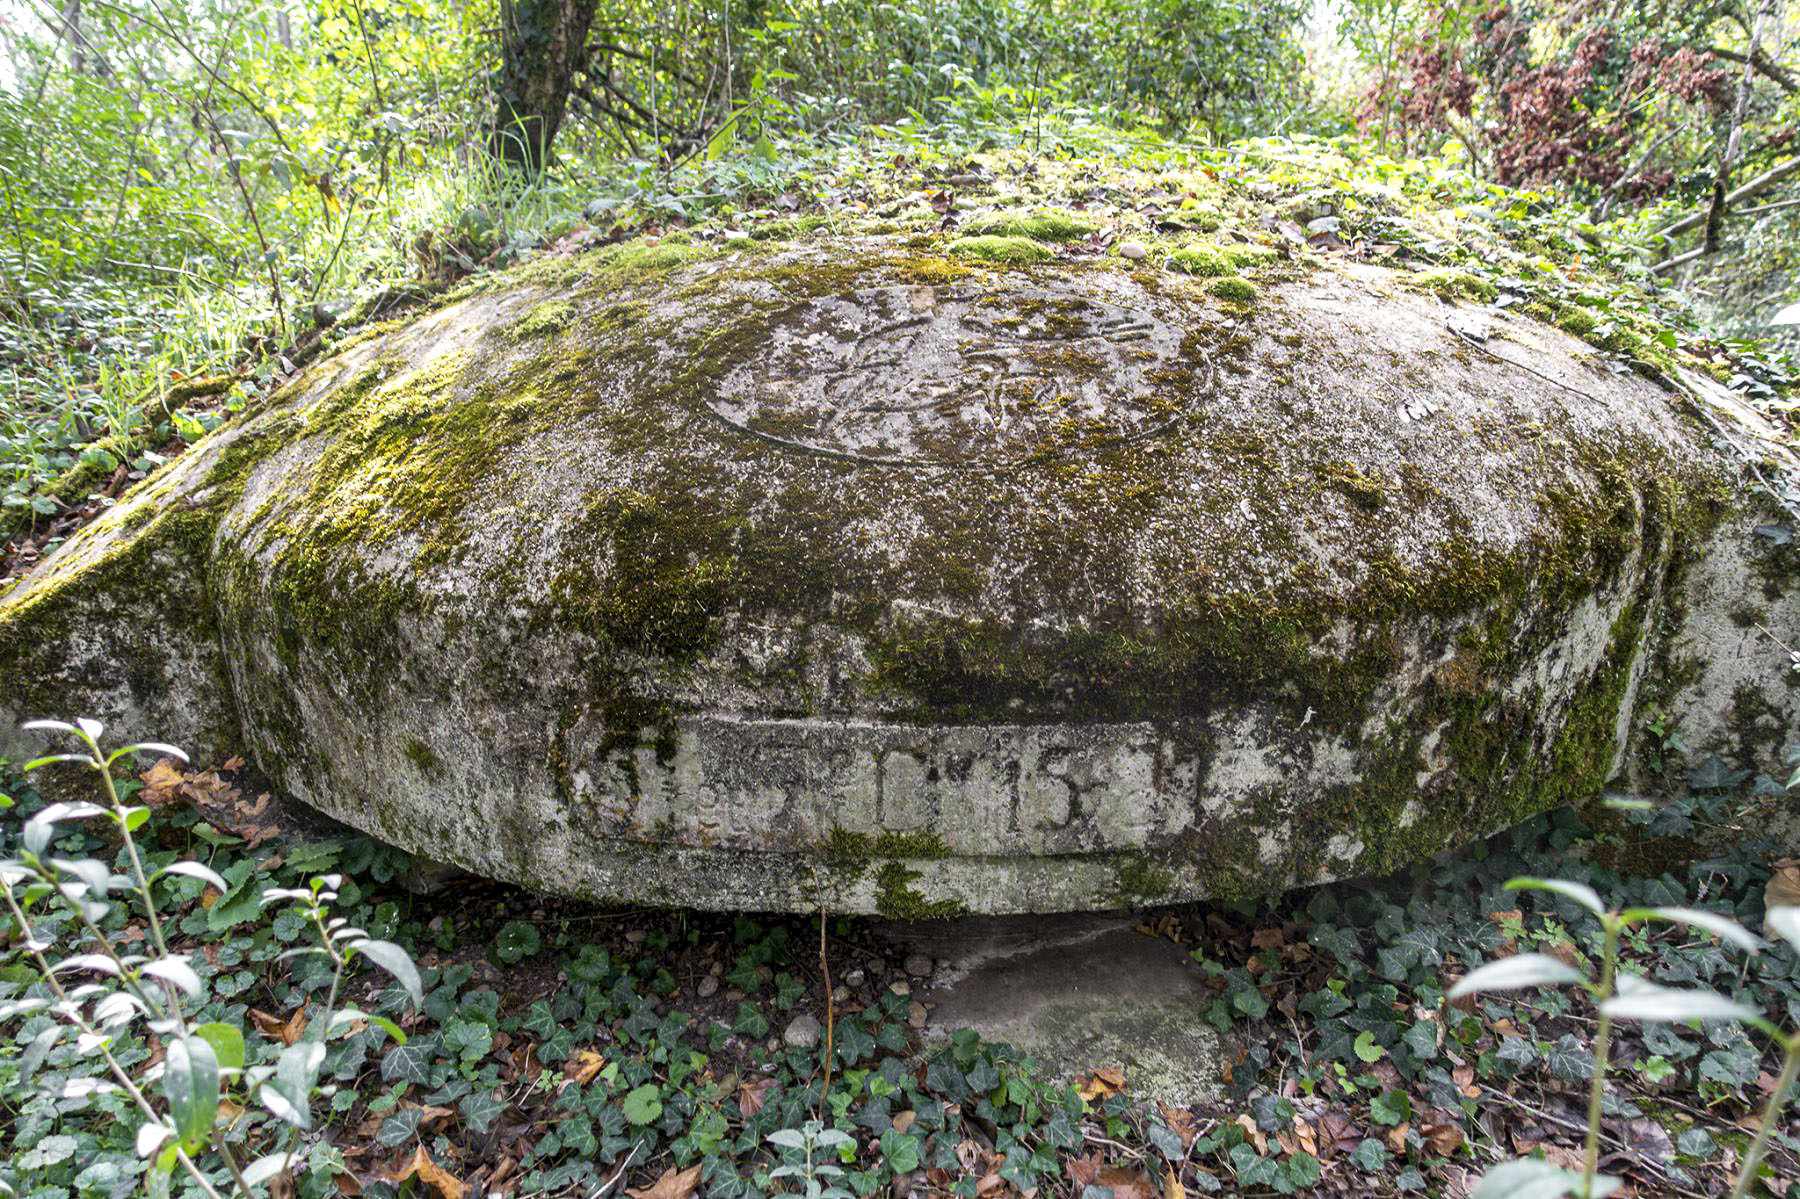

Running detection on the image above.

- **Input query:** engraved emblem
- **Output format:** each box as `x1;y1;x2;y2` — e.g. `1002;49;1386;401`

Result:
706;285;1209;464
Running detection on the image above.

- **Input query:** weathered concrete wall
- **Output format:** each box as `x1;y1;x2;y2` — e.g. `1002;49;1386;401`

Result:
2;238;1794;912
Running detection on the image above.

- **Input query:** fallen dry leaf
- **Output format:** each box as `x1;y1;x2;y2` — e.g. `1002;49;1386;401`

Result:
626;1163;703;1199
1235;1113;1268;1155
251;1006;309;1047
1156;1101;1203;1150
1765;860;1800;911
566;1049;606;1087
1076;1066;1126;1102
1423;1117;1465;1156
1163;1167;1186;1199
738;1076;776;1117
139;759;187;807
892;1109;917;1134
1092;1167;1155;1199
388;1145;467;1199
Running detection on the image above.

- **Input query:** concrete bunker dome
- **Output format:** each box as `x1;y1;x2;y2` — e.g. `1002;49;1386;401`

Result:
0;235;1795;914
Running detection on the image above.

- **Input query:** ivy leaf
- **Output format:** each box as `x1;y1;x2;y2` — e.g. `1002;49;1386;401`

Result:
836;1018;876;1067
1402;1020;1439;1062
1545;1034;1594;1083
460;1090;509;1134
732;1001;769;1039
1699;1042;1759;1086
622;1083;663;1125
380;1033;439;1086
1352;1138;1390;1171
1353;1031;1386;1063
18;1134;79;1170
494;921;542;965
1370;1091;1411;1126
879;1128;921;1173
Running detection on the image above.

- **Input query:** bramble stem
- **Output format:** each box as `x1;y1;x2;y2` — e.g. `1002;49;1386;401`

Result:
1730;1035;1800;1199
1582;920;1622;1197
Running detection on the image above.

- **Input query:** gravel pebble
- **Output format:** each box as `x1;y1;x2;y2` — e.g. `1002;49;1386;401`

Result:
903;953;934;979
696;975;719;998
783;1013;823;1049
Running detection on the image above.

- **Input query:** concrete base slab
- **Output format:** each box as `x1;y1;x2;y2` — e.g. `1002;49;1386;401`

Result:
877;914;1228;1103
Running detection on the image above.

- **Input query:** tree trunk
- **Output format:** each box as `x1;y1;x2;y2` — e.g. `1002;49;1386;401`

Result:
491;0;598;175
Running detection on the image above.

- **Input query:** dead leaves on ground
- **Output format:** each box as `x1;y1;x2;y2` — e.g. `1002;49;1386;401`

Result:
1075;1066;1126;1102
626;1163;703;1199
139;755;281;845
387;1145;468;1199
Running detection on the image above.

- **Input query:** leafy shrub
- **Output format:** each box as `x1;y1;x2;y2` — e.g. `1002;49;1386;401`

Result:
0;719;421;1198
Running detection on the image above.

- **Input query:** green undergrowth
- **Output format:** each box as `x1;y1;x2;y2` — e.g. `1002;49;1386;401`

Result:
5;736;1800;1198
8;125;1795;567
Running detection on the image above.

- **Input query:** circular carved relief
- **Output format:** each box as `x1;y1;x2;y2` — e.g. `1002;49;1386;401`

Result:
706;285;1210;465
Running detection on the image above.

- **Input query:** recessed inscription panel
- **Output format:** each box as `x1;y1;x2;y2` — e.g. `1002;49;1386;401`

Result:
707;285;1210;464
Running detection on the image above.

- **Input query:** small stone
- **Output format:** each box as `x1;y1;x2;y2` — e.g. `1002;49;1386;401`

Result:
903;953;933;979
1119;241;1147;259
843;968;866;988
726;987;744;1002
697;975;719;998
783;1013;823;1049
426;916;444;932
907;1000;929;1029
625;929;646;944
833;986;851;1003
889;981;911;997
709;960;724;976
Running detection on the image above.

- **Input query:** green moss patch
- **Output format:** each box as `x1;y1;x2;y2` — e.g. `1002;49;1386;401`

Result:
946;235;1055;264
960;207;1098;242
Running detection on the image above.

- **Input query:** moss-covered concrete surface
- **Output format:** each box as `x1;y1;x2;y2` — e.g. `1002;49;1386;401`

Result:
1;234;1795;913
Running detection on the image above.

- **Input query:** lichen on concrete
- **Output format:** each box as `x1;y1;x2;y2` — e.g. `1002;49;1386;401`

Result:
1;232;1793;914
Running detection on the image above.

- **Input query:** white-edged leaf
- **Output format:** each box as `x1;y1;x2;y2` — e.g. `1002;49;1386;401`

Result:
328;1007;406;1044
240;1153;296;1186
156;861;231;894
112;742;188;764
142;957;205;999
1630;906;1763;952
136;1120;173;1158
349;939;422;1009
50;857;113;895
21;753;91;772
1505;877;1606;916
1448;953;1586;999
53;953;122;977
75;717;104;741
20;719;77;734
1602;975;1760;1024
1474;1158;1621;1199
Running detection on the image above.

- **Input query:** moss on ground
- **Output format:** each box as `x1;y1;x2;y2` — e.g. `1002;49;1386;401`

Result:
960;208;1098;242
947;235;1055;264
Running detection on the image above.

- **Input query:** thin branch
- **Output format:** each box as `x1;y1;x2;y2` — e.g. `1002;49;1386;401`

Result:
1708;44;1798;95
